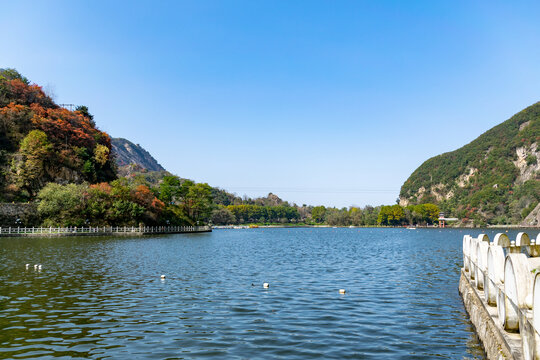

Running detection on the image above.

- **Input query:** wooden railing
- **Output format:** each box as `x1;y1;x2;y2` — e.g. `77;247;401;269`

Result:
0;225;211;236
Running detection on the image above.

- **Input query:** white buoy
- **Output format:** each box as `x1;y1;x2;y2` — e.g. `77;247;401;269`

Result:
263;282;269;288
339;289;346;294
38;265;42;270
34;264;38;270
25;264;29;269
160;274;166;279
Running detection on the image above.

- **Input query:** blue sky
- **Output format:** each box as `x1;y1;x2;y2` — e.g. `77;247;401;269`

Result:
1;1;540;207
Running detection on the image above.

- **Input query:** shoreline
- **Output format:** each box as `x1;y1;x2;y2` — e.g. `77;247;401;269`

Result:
214;225;540;229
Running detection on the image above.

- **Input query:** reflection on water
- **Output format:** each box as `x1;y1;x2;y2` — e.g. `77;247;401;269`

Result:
1;228;528;359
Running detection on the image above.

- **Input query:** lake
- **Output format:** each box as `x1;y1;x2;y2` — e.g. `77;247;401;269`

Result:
2;228;536;359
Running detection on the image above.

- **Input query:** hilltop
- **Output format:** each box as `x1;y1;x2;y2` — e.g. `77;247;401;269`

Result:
111;137;165;173
399;102;540;226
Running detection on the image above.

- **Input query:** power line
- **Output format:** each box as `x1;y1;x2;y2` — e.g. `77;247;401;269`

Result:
221;187;398;194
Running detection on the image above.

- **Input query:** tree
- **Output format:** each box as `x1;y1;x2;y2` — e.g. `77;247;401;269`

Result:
18;130;52;195
350;207;363;225
75;105;93;120
158;175;181;204
409;203;440;225
0;68;29;84
184;183;213;223
311;206;326;223
94;144;110;166
325;208;350;226
37;183;87;226
362;205;380;225
378;205;405;226
211;207;236;225
422;203;440;224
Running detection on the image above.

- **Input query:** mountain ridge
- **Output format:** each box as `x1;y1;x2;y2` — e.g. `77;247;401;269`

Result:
399;101;540;226
111;137;165;172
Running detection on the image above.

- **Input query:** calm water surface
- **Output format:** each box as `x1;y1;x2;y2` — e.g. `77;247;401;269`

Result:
2;228;536;359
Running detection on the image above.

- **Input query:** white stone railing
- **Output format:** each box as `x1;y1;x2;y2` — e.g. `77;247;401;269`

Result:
463;232;540;359
0;225;211;236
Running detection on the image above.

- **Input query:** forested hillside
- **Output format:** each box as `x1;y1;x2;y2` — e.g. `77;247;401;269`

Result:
0;68;116;201
0;69;214;227
399;101;540;226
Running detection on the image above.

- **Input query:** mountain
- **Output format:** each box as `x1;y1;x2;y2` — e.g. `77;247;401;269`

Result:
399;101;540;226
111;138;165;172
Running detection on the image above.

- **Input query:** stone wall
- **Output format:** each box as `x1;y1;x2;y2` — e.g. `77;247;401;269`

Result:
459;271;519;359
0;203;40;226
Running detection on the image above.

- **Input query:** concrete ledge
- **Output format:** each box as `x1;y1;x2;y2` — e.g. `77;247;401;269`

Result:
459;270;522;360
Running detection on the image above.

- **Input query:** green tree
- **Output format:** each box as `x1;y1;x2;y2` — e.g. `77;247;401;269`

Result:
158;175;181;204
0;68;29;84
378;205;405;226
211;207;236;225
184;183;213;223
422;203;440;224
82;160;96;181
37;183;87;226
75;105;93;120
325;208;350;226
349;207;363;225
18;130;52;195
311;206;326;223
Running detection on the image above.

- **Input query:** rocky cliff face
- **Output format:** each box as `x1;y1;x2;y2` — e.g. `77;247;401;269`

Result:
111;138;165;172
399;101;540;225
522;202;540;227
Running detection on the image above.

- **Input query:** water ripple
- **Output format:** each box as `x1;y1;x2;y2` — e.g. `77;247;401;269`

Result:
2;228;531;358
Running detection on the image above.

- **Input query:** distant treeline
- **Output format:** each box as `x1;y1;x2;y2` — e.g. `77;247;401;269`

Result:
210;202;440;227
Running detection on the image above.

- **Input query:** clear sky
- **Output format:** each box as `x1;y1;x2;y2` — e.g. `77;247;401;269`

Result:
1;1;540;208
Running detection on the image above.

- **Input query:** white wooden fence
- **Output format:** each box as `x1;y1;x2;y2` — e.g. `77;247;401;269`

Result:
0;225;211;236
